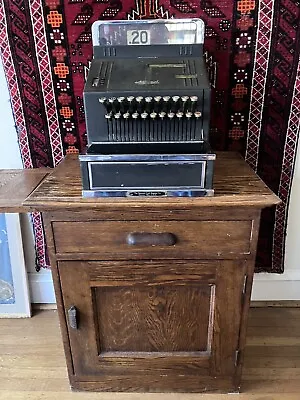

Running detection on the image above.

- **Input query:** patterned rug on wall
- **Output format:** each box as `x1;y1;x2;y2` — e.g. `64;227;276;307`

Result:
0;0;299;272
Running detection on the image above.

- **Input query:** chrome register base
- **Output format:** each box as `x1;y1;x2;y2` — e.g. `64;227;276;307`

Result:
82;188;214;198
79;147;216;198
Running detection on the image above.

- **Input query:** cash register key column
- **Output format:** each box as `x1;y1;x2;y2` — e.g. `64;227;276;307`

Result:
172;95;180;108
136;96;143;113
154;96;162;104
145;97;153;114
181;96;189;113
190;96;198;113
117;97;126;114
154;96;162;114
127;96;135;114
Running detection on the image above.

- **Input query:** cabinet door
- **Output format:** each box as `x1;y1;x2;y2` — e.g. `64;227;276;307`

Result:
59;259;245;392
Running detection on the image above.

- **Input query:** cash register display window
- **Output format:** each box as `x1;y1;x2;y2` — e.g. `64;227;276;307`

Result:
92;19;205;47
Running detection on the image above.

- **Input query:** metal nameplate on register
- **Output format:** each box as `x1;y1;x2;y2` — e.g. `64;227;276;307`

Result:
80;19;216;198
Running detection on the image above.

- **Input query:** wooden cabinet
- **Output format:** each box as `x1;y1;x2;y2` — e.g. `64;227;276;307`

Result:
43;205;259;392
0;152;280;393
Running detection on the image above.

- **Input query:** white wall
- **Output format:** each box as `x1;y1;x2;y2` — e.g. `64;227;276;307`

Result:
252;145;300;300
0;59;299;302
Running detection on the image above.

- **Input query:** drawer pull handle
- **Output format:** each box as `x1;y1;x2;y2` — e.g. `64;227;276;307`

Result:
126;232;177;246
68;305;78;329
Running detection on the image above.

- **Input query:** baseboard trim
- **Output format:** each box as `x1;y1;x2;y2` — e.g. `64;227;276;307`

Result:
28;272;55;304
251;300;300;307
0;312;32;318
32;303;57;310
252;278;300;301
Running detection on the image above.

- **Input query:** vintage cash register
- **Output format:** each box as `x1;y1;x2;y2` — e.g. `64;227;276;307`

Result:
80;18;215;197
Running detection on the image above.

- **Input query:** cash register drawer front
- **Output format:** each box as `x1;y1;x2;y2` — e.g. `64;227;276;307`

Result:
52;220;252;259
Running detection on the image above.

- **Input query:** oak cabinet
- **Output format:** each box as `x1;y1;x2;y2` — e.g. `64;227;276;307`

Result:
43;204;261;392
0;153;280;392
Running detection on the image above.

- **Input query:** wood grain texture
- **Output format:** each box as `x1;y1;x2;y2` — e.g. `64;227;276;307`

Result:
42;213;76;382
52;219;252;259
58;261;215;379
95;284;212;352
234;215;261;388
45;206;262;222
58;261;96;377
87;259;217;286
0;308;299;399
0;168;49;212
23;152;280;210
211;260;246;378
70;376;235;393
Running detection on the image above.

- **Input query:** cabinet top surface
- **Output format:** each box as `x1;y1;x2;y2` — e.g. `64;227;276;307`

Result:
0;168;48;212
21;152;280;210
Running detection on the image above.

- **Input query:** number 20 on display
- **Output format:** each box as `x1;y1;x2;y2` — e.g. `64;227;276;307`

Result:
127;30;150;45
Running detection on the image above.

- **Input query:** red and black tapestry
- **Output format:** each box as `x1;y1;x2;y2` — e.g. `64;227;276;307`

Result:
0;0;299;272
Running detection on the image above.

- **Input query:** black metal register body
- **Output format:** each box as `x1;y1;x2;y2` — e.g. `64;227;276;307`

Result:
80;19;216;197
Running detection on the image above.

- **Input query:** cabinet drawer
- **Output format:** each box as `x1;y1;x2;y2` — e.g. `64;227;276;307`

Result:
52;220;252;259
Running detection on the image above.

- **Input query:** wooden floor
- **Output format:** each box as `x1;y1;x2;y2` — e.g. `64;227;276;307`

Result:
0;308;299;400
